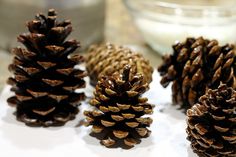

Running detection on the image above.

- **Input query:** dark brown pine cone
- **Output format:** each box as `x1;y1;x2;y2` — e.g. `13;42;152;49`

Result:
158;37;236;110
7;9;86;127
84;65;153;148
86;43;153;86
187;84;236;157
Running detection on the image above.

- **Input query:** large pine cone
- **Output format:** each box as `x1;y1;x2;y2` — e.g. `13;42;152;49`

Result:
187;84;236;157
7;9;86;127
86;43;153;86
84;65;153;148
158;37;236;110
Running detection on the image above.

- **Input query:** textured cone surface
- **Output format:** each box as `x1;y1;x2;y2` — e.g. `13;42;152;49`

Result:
7;9;86;127
158;37;236;110
86;43;153;86
187;84;236;157
84;65;153;148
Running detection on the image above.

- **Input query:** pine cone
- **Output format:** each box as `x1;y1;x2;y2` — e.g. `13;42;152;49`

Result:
84;65;153;148
7;9;86;127
187;84;236;157
86;43;153;86
158;37;236;110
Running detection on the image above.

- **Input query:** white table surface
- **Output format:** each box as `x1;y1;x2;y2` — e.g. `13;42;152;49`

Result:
0;70;197;157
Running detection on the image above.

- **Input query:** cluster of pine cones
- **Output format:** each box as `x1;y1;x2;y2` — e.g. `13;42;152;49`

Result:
158;37;236;157
7;9;154;148
6;9;235;156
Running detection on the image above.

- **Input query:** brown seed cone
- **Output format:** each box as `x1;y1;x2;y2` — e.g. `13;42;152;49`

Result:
186;84;236;157
158;37;236;110
86;43;153;86
84;65;153;148
7;9;86;127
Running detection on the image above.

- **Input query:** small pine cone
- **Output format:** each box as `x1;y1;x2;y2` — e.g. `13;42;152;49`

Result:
158;37;236;110
86;43;153;86
7;9;86;127
84;65;153;148
186;84;236;157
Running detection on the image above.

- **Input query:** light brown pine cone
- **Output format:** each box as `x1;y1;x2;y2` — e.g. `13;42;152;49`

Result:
86;43;153;86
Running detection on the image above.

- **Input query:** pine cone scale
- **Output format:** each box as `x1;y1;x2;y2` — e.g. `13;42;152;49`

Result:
32;107;56;116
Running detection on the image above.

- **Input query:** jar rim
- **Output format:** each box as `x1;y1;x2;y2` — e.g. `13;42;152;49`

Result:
154;0;236;11
124;0;236;17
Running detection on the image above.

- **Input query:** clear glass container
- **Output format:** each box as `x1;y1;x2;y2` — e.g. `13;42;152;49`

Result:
124;0;236;55
0;0;105;51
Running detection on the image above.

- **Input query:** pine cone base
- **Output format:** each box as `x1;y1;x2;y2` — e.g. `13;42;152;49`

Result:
85;113;151;148
15;103;79;127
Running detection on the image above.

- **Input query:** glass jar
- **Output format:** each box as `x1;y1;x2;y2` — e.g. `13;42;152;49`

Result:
124;0;236;55
0;0;105;51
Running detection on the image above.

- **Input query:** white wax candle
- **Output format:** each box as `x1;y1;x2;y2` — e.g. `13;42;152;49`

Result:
129;0;236;54
135;16;236;54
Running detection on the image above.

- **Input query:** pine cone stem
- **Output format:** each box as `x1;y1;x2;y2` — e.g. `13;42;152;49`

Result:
122;65;131;82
